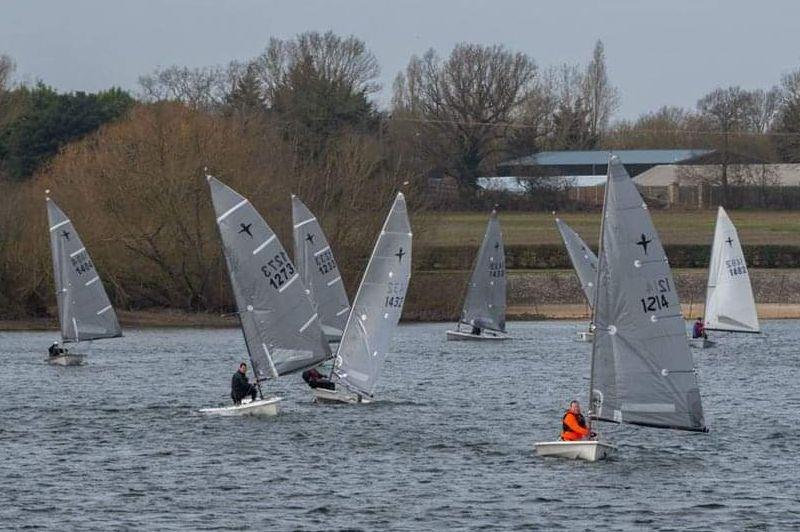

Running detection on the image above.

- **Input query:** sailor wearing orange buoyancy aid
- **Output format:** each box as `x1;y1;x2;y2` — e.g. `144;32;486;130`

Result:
561;400;591;441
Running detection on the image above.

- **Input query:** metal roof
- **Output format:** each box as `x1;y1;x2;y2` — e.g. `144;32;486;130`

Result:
501;149;714;167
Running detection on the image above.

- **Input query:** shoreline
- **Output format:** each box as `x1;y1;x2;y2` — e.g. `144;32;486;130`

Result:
2;304;799;331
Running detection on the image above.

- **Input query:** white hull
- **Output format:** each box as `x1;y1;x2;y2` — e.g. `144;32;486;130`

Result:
690;338;716;349
445;330;509;341
46;353;87;366
576;331;594;342
199;396;282;416
534;440;615;462
312;387;372;404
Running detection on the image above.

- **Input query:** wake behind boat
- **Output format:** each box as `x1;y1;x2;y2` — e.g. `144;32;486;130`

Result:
535;156;708;462
311;192;412;404
204;175;332;416
45;195;122;366
445;209;507;341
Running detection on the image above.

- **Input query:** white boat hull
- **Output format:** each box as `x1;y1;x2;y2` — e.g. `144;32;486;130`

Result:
576;331;594;342
445;330;509;341
46;353;87;366
312;387;371;404
199;396;282;416
534;440;615;462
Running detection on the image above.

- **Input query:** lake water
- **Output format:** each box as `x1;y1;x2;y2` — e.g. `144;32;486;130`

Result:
0;321;798;530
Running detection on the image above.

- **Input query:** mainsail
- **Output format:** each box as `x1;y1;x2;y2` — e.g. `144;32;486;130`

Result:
207;176;331;382
555;217;598;307
460;209;506;332
703;207;759;333
589;156;706;432
334;192;412;397
291;195;351;337
46;198;122;343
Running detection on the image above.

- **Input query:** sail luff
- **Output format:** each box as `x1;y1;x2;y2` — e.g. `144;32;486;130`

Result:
207;176;331;381
703;206;759;334
459;209;506;333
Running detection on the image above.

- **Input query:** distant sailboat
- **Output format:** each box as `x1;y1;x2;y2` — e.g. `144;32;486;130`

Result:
313;192;412;404
555;217;598;342
445;209;507;341
201;176;331;416
535;156;707;461
694;206;760;348
46;196;122;366
291;195;351;343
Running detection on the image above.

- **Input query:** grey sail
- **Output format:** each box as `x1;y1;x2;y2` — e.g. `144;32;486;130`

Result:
555;218;598;308
334;193;412;397
207;176;331;382
460;210;506;332
291;195;351;337
590;156;706;432
47;198;122;343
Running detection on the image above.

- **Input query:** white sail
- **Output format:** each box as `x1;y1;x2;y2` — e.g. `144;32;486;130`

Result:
703;207;759;333
291;195;351;338
460;209;506;332
47;198;122;343
590;156;706;432
555;217;598;308
334;193;412;397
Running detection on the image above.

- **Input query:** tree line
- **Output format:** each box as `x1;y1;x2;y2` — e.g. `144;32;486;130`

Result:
2;32;800;318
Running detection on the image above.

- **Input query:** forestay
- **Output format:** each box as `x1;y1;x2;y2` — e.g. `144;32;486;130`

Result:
460;209;506;333
555;218;598;307
334;193;412;397
590;157;706;432
704;207;759;333
47;198;122;343
291;195;351;336
207;176;331;382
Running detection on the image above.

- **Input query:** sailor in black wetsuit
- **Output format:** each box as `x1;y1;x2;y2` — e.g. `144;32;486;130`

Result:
231;362;258;404
302;367;335;390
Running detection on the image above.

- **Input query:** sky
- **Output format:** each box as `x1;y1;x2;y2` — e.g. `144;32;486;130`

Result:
2;0;800;120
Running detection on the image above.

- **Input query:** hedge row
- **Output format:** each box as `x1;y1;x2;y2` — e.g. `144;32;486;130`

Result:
413;244;800;270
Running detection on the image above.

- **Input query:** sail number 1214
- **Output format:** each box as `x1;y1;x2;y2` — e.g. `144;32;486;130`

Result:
640;277;671;314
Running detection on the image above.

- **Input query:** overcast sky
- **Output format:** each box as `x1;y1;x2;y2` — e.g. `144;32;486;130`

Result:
2;0;800;119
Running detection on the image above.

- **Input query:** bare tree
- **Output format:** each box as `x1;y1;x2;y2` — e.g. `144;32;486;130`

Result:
138;63;243;110
0;54;14;92
393;43;537;187
583;40;620;139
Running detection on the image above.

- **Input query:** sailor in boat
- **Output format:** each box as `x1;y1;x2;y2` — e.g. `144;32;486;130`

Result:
48;341;67;358
692;317;707;340
561;400;596;441
301;367;335;390
471;325;482;336
231;362;258;405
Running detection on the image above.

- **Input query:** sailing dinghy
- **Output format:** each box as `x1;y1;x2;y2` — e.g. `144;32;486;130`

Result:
535;156;708;461
445;209;507;341
312;192;412;404
693;206;759;348
46;196;122;365
555;217;598;342
292;195;351;343
201;176;332;416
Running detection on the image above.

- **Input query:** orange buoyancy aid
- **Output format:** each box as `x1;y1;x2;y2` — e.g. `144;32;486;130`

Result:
561;411;589;441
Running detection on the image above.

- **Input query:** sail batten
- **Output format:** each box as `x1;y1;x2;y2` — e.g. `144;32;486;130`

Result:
291;196;351;337
47;199;122;344
460;210;506;332
555;218;598;307
589;156;706;433
703;207;759;334
207;177;331;381
334;193;412;397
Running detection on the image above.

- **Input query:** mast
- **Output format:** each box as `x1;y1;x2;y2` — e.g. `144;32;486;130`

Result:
586;155;613;432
